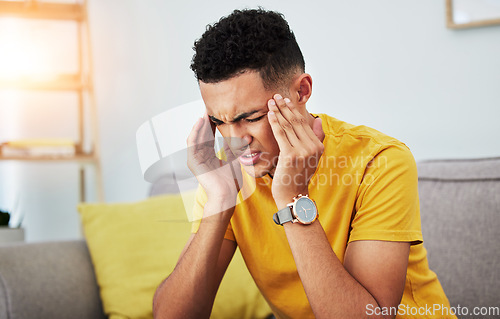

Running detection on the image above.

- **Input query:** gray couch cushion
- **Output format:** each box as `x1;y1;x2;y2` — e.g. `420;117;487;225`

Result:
417;157;500;316
0;240;106;319
149;172;198;196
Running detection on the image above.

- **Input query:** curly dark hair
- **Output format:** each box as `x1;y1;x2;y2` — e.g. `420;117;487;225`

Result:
190;8;305;90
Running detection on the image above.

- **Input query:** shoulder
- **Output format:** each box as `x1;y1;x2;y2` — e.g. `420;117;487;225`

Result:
313;114;413;159
314;113;403;147
313;113;415;170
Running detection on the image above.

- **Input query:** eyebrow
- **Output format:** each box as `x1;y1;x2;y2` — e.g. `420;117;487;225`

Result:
209;110;261;124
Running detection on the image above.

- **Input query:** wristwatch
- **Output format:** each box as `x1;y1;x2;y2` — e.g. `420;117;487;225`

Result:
273;194;318;226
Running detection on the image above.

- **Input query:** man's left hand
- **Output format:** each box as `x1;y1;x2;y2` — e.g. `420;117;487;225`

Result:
267;94;325;208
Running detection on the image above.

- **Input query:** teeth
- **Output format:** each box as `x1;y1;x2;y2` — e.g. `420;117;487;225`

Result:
243;152;257;158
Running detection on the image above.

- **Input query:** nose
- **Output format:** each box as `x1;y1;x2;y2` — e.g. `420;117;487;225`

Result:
225;123;252;151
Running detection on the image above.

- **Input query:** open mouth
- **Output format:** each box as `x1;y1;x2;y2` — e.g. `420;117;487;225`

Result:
238;151;261;166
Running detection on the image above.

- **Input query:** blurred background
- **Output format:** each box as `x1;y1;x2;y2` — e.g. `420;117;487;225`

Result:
0;0;499;242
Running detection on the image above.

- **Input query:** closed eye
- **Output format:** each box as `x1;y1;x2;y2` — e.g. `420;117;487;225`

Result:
209;118;224;126
245;115;266;123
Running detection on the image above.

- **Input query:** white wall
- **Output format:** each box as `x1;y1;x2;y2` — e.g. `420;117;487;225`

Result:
89;0;500;203
2;0;498;241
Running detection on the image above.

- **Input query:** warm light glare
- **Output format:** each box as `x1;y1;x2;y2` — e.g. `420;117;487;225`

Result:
0;90;22;142
0;18;57;81
0;17;78;143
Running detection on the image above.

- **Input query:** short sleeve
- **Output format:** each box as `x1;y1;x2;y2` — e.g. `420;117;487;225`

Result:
190;184;236;242
349;144;423;245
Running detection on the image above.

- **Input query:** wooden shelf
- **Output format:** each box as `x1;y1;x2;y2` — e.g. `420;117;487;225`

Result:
0;1;84;21
0;74;85;91
0;153;97;163
0;1;104;202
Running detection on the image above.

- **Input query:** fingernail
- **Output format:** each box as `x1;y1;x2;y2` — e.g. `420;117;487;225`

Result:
284;98;291;103
275;94;282;100
269;99;276;106
268;111;275;116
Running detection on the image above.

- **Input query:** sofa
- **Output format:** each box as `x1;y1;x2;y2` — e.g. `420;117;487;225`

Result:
0;157;499;319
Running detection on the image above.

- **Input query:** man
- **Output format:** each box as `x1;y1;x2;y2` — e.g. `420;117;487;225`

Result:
154;8;456;319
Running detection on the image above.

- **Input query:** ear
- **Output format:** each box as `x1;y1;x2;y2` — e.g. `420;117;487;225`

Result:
292;73;312;105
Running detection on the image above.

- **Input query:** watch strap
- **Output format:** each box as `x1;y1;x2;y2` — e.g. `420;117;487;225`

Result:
273;206;293;225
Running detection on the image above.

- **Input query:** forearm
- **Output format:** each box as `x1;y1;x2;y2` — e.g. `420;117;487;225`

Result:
153;201;234;319
284;221;384;319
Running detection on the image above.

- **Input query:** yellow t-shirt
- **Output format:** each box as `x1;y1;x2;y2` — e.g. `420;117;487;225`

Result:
192;114;456;319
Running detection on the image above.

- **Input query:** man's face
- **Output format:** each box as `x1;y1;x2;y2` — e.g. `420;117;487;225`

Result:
199;71;282;178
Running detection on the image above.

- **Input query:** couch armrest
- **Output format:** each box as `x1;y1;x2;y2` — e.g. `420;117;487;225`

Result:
0;240;106;319
417;157;500;312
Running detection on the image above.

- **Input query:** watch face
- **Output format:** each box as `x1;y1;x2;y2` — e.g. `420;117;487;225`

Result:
294;197;317;224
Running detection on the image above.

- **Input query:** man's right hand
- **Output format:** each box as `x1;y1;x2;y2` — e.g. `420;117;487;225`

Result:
154;113;241;319
187;113;245;214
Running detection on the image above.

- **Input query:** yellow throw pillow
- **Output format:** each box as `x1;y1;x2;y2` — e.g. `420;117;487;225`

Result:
78;192;271;319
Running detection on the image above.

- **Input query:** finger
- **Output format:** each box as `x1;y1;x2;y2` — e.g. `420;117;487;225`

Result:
284;103;323;149
273;94;295;122
208;113;217;136
273;95;317;148
187;117;204;148
268;98;300;147
312;117;325;143
186;117;207;173
301;116;324;149
187;114;216;165
280;98;314;143
197;113;215;145
267;110;292;153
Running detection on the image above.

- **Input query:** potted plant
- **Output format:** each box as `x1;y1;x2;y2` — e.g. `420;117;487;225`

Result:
0;209;25;243
0;209;9;226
